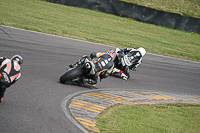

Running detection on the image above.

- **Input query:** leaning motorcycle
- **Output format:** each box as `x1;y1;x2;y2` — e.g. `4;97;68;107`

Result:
60;58;96;85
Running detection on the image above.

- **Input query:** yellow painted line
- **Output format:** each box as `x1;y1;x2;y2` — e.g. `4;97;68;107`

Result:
69;99;106;113
74;116;100;133
85;91;132;103
190;95;200;98
131;91;177;100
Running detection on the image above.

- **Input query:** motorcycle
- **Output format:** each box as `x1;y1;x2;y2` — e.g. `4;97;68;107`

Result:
60;57;97;85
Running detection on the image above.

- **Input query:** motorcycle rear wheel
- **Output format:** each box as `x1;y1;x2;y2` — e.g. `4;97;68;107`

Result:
60;66;83;84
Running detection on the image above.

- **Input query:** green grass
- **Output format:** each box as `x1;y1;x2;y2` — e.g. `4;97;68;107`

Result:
96;103;200;133
121;0;200;18
0;0;200;62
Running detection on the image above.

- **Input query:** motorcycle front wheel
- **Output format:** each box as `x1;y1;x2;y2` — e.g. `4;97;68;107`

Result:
60;66;83;84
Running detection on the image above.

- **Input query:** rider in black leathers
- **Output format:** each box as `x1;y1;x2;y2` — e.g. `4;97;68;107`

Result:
0;55;23;103
111;47;146;80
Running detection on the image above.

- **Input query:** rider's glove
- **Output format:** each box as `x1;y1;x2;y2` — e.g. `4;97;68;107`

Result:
131;67;136;71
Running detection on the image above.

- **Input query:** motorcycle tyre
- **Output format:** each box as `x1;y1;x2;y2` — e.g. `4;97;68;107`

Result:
60;66;83;84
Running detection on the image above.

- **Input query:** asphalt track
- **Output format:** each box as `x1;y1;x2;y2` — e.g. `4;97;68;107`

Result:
0;25;200;133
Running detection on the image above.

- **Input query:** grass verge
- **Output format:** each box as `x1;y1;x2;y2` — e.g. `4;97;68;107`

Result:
96;103;200;133
0;0;199;62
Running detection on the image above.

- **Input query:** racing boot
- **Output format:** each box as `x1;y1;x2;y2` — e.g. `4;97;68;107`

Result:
83;79;97;86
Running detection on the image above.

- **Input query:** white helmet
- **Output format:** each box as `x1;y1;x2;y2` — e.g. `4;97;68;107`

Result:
137;47;146;57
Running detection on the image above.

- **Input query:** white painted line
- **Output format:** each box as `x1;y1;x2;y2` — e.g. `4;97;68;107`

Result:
61;91;90;133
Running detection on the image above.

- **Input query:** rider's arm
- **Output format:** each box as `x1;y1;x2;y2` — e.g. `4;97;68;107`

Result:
130;58;142;70
135;58;142;67
112;67;129;80
123;48;137;54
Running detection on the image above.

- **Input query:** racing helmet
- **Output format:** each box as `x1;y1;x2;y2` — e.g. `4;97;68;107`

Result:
137;47;146;57
107;49;116;60
11;55;23;66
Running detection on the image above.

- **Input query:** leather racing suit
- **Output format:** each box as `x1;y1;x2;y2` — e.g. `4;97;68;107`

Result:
70;52;114;85
0;57;21;102
112;48;143;80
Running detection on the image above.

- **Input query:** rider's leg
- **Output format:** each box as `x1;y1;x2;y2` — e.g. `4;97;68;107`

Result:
0;84;7;103
112;68;128;80
0;72;10;103
82;75;97;85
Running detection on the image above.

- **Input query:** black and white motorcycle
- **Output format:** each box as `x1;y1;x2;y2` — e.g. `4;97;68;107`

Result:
60;57;96;85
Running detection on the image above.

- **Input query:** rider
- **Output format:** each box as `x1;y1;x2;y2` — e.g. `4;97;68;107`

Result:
69;49;116;85
112;47;146;80
0;55;23;103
